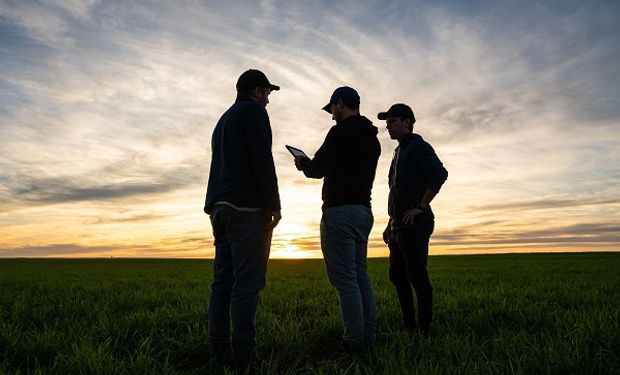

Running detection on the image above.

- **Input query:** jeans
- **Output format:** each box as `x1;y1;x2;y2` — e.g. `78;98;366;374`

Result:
321;205;377;345
208;206;272;363
388;220;434;331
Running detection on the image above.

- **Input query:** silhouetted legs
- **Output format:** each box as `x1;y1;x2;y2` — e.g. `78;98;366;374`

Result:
208;206;271;366
388;221;434;333
321;205;377;346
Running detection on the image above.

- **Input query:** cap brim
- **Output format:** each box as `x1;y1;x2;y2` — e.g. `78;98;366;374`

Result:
269;84;280;91
322;103;332;114
377;112;390;120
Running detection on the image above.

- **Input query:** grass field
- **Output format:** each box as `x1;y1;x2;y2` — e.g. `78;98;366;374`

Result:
0;253;618;374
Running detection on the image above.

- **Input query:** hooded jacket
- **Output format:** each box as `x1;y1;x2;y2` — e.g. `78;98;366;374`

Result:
204;96;281;214
388;132;448;224
300;115;381;209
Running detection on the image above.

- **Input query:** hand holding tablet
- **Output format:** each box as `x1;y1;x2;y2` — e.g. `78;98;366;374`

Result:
285;145;308;159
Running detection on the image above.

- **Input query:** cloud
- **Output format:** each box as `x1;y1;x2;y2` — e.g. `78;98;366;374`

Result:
46;0;99;21
0;0;618;257
14;180;180;204
288;236;321;251
0;243;116;257
2;163;203;208
91;213;170;224
0;1;72;45
433;222;620;247
471;197;620;212
0;240;214;258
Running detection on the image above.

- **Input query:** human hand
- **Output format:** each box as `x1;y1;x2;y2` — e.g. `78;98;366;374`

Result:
382;223;393;244
294;156;308;171
266;210;281;231
402;208;425;225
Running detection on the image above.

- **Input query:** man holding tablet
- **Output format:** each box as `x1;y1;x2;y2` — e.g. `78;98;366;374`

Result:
293;86;381;350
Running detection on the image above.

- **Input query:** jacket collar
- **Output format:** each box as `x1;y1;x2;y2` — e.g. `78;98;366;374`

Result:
336;114;362;126
235;95;255;103
398;132;417;147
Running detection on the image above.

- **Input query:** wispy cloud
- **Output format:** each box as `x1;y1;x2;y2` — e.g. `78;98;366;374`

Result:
471;197;620;212
0;243;117;258
0;0;618;257
6;165;200;205
91;213;170;224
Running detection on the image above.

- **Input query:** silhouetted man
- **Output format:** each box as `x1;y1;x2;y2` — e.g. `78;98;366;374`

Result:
204;69;281;367
294;87;381;349
379;103;448;335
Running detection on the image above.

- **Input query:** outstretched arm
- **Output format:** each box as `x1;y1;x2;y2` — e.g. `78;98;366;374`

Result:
295;126;339;179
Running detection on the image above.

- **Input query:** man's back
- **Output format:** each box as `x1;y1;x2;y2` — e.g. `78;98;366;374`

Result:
295;85;380;348
302;114;381;209
204;96;280;214
205;69;281;368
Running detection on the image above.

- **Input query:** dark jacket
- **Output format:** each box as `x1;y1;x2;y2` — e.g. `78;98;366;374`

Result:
388;132;448;224
204;96;280;214
300;115;381;209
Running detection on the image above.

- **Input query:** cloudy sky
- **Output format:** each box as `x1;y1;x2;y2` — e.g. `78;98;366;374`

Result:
1;0;618;258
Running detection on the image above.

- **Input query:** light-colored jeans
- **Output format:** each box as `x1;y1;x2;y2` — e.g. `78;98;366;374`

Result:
321;205;377;345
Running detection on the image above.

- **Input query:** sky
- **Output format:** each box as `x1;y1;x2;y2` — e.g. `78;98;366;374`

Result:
0;0;619;258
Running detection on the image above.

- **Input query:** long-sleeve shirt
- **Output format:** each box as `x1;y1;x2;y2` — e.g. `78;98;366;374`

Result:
388;132;448;222
204;96;280;214
300;115;381;209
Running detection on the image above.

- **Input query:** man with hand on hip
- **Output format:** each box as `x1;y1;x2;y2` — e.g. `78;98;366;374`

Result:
379;103;448;336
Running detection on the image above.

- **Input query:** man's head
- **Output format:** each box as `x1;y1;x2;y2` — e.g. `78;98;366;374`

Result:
322;86;360;122
378;103;416;140
236;69;280;107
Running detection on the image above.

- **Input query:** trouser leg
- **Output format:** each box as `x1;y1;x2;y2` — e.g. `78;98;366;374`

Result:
397;222;434;332
208;208;233;356
388;241;416;327
321;224;365;344
355;239;377;342
229;211;271;364
208;207;271;364
321;205;376;345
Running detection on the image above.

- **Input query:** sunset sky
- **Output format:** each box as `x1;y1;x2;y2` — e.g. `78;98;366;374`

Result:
1;0;618;258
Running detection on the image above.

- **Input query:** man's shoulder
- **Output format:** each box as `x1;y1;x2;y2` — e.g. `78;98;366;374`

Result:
231;99;265;112
408;133;433;146
326;123;344;136
402;133;435;155
227;100;269;124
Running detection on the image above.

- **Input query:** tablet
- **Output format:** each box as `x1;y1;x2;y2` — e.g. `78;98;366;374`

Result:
285;145;308;158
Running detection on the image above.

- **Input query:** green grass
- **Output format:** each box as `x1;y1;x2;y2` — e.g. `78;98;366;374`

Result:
0;253;619;374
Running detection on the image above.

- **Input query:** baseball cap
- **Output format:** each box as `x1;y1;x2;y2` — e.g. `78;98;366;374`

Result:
377;103;416;124
236;69;280;92
322;86;360;114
